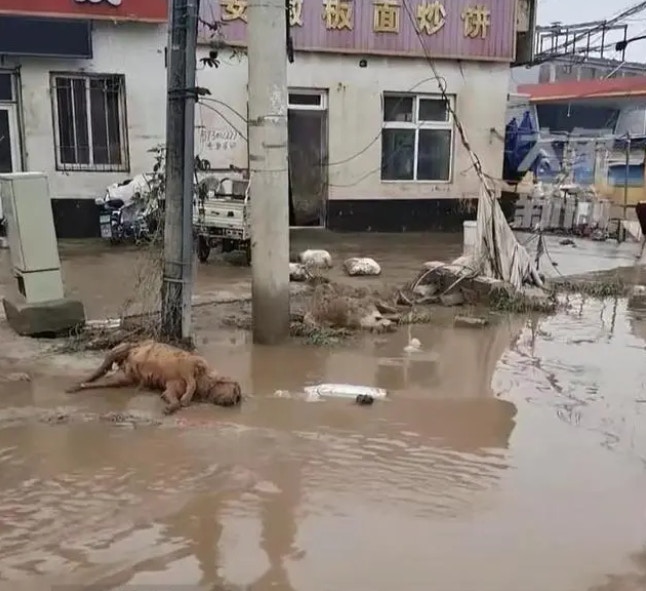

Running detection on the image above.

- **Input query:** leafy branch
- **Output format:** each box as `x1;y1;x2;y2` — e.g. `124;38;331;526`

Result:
143;144;211;205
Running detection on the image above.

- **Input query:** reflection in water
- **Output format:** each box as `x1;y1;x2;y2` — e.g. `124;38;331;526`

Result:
503;297;646;463
628;307;646;346
249;461;300;591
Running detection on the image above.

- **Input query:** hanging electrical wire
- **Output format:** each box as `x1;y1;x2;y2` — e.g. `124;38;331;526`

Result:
531;1;646;65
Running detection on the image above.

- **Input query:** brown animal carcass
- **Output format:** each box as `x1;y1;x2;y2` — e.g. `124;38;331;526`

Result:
66;340;242;414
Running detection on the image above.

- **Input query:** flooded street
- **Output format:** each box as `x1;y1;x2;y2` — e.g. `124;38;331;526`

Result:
1;232;646;590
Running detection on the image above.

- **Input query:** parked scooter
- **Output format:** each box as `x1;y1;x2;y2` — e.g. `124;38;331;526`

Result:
96;196;151;245
96;174;159;245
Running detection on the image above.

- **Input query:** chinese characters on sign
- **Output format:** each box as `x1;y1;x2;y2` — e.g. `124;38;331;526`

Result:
220;0;247;22
290;0;303;26
417;1;446;35
462;5;491;38
373;1;400;33
413;1;491;38
218;0;492;39
323;0;353;30
219;0;303;26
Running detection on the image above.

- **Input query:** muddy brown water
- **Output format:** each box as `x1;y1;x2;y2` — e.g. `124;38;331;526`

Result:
0;231;464;319
1;233;646;590
0;298;646;590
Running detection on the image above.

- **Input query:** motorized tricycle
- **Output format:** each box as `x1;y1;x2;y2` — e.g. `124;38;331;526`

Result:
193;175;251;265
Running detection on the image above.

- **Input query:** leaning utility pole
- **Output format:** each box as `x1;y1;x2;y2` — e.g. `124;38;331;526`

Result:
247;0;291;344
161;0;199;342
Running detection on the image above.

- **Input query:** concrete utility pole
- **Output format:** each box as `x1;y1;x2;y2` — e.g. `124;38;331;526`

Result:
247;0;291;344
161;0;198;341
621;133;631;243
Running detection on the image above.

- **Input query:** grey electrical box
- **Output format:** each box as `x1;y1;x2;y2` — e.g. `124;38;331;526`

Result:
0;173;64;303
0;172;85;337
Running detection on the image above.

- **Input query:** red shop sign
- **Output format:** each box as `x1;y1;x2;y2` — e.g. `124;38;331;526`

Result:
0;0;167;23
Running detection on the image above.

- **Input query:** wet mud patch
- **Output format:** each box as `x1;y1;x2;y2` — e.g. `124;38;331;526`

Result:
45;273;546;356
0;406;251;430
216;281;471;346
54;280;442;351
0;372;31;384
0;406;164;429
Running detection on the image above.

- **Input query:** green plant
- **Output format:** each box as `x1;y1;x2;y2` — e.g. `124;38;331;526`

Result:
551;278;628;298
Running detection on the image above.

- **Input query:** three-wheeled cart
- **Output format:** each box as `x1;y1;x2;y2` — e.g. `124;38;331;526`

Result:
193;177;251;265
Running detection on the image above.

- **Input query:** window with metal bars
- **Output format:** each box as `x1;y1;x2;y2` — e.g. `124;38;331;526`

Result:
51;73;129;172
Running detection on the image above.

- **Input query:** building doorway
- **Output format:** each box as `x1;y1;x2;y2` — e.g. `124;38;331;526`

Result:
0;72;22;174
0;71;22;231
288;89;328;227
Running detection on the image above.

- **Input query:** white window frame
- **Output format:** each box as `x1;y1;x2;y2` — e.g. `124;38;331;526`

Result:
0;70;23;173
50;72;130;172
288;88;327;111
381;93;455;183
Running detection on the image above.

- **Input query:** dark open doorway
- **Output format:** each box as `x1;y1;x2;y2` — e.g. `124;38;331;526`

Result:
288;90;328;227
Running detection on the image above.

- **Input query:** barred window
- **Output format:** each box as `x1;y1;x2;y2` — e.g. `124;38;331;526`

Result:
51;73;129;172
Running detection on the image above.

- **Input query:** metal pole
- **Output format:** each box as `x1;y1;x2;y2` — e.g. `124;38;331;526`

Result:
180;0;198;340
247;0;290;344
622;133;631;243
161;0;194;341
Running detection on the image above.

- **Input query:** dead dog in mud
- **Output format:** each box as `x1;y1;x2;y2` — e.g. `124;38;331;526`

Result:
66;340;242;415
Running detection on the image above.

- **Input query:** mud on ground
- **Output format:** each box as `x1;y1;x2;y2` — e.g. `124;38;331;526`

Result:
549;264;646;298
61;278;449;352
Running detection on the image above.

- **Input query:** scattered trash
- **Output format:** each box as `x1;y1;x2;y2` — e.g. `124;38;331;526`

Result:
299;249;332;269
86;318;122;330
105;174;154;202
289;262;310;282
343;257;381;277
405;256;555;313
403;338;422;353
590;229;607;242
303;383;387;401
454;315;489;328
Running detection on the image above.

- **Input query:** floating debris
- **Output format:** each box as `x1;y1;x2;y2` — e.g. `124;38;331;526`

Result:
303;383;388;401
355;394;375;406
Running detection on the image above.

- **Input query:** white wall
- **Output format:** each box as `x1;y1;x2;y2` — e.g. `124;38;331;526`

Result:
7;25;510;203
196;51;511;202
6;21;167;200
